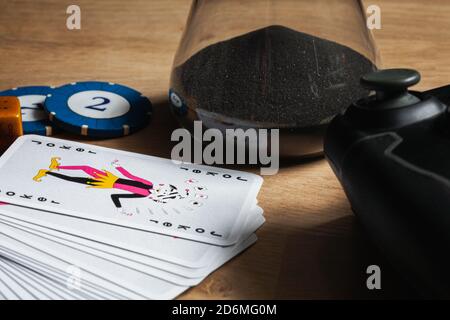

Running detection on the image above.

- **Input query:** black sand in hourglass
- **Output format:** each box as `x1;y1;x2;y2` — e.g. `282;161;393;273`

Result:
171;25;376;129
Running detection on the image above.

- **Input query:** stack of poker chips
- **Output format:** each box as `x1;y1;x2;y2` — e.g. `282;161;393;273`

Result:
0;82;152;142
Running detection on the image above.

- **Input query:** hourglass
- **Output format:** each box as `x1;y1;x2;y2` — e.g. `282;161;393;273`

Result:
169;0;379;157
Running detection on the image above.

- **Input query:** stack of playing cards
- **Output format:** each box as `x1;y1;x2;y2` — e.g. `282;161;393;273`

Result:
0;135;264;299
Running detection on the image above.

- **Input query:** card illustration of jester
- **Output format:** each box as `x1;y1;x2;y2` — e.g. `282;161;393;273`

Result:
32;158;203;212
0;136;262;246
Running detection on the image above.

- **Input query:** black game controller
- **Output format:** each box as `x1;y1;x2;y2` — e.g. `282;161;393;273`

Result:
324;68;450;298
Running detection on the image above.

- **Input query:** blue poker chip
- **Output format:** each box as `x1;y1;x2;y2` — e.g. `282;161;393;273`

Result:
169;89;187;116
0;86;56;136
44;81;152;138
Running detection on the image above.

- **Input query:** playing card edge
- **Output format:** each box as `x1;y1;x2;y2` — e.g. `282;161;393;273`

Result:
0;207;227;269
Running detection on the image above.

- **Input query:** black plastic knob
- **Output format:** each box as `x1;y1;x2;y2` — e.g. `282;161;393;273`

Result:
361;68;421;92
359;69;421;109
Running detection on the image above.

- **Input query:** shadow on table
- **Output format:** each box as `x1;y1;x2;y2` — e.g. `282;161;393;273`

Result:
214;207;419;300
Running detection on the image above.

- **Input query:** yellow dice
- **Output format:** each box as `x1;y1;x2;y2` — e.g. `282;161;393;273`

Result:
0;96;23;152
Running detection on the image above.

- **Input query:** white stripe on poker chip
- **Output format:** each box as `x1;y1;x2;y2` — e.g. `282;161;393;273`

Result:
123;124;130;135
81;125;88;136
49;112;55;121
45;126;52;136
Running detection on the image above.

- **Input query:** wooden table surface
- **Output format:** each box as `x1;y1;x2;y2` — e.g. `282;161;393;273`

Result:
1;0;449;299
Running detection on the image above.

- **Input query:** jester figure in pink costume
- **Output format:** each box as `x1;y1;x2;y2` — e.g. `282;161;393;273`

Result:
33;157;154;209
